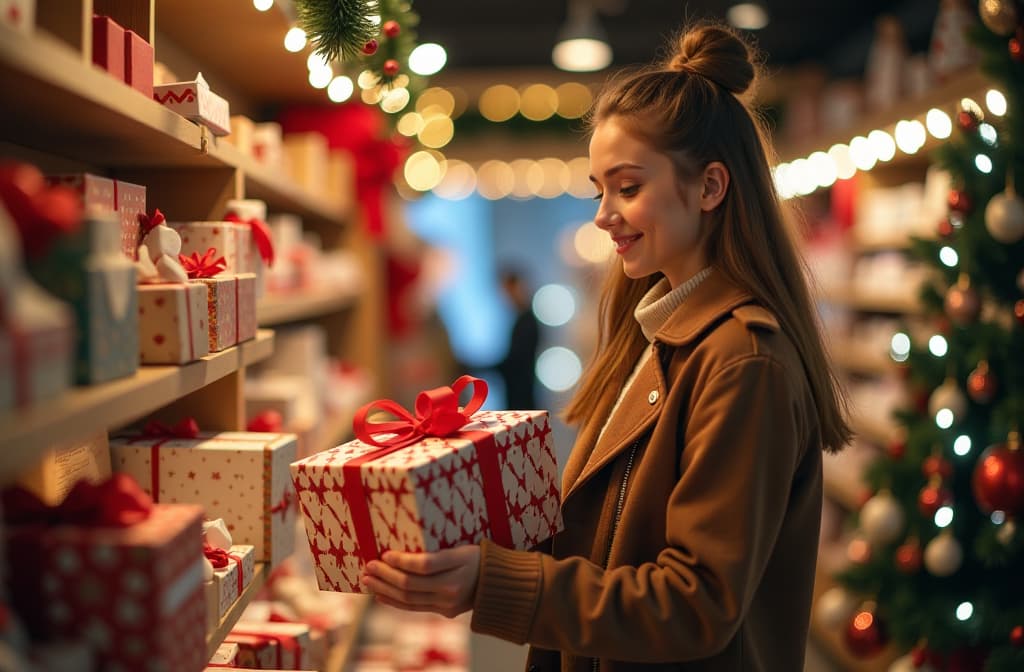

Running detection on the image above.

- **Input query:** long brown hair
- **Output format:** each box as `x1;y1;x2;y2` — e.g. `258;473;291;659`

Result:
564;20;851;453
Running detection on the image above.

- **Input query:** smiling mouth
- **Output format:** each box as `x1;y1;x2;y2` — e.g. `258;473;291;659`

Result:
612;234;642;253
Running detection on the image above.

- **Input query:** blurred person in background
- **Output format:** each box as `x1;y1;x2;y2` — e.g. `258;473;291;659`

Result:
496;266;541;410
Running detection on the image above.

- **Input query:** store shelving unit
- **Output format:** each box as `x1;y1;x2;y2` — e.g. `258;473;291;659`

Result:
258;288;361;328
324;596;374;672
206;563;269;659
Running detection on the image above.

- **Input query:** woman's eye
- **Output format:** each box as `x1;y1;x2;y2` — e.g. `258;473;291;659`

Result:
620;185;639;196
592;192;604;201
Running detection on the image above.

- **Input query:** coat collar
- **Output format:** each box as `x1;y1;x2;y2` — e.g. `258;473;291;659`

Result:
653;269;756;347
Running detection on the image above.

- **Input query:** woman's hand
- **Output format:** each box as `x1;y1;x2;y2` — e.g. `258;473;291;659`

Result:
361;544;481;618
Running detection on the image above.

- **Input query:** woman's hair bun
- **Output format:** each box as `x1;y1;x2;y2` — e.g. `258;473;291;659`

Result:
667;23;758;96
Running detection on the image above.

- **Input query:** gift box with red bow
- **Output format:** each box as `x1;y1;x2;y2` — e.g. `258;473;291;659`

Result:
225;199;275;300
290;376;564;593
1;0;34;34
179;247;257;351
1;474;207;672
46;172;146;260
169;220;251;276
226;621;313;670
137;281;209;364
204;543;256;630
109;424;298;565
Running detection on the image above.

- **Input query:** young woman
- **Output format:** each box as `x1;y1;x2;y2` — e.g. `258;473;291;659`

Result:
362;21;851;671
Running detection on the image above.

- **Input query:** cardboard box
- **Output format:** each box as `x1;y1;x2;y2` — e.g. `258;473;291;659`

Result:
153;73;230;136
123;29;154;99
91;15;125;80
17;430;111;505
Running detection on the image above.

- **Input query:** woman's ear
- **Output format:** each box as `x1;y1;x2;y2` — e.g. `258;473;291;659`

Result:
699;161;729;212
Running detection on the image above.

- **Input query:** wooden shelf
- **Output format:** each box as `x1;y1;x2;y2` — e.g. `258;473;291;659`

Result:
325;595;373;672
206;562;269;659
0;330;274;479
258;286;359;327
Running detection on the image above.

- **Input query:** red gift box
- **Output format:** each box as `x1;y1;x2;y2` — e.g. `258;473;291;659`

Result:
91;15;125;80
124;29;154;99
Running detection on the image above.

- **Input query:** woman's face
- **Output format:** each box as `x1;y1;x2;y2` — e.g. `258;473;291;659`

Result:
589;117;709;288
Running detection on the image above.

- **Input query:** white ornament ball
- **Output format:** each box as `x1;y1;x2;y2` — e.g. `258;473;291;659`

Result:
815;586;858;629
928;379;968;422
889;653;938;672
985;190;1024;244
860;490;906;545
924;533;963;576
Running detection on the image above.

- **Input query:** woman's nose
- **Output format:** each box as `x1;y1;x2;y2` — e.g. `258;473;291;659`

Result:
594;208;620;230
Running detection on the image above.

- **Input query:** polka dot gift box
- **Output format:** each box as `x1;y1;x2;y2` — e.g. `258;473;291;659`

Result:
109;430;298;565
137;281;209;364
169;220;251;277
2;475;207;672
289;376;564;593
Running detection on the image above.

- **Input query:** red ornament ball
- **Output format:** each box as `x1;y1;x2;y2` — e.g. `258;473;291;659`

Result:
938;218;955;238
1011;625;1024;647
919;483;953;518
845;608;888;658
923;454;953;480
944;283;981;326
948;189;973;213
1015;300;1024;325
383;59;400;76
972;441;1024;515
895;541;922;573
956;109;980;132
966;363;998;404
362;39;379;55
912;647;929;666
1011;35;1024;62
382;19;401;38
887;440;906;461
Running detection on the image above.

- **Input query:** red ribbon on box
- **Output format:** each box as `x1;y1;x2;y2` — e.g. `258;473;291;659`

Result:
343;375;513;564
139;208;165;237
179;247;226;278
224;211;275;267
204;544;246;594
228;630;300;669
2;473;153;527
138;418;200;502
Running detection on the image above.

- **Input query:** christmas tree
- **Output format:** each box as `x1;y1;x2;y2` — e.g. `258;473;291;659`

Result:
830;2;1024;671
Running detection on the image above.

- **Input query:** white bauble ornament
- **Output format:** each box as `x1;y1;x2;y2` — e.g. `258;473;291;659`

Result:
980;0;1020;36
860;490;906;545
928;378;968;422
889;653;938;672
924;532;963;576
815;586;858;629
985;189;1024;243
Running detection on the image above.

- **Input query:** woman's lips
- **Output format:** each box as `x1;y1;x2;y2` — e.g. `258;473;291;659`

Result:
612;234;642;254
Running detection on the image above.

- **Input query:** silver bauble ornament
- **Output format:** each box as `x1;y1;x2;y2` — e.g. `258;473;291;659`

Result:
985;189;1024;244
928;378;968;422
924;532;963;576
980;0;1019;36
816;586;859;629
860;490;906;545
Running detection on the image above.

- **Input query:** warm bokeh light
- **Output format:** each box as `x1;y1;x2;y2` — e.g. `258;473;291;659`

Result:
478;85;520;122
253;0;274;11
308;66;332;89
476;160;515;200
867;129;896;162
357;70;379;90
828;144;856;180
416;88;456;117
284;27;307;52
536;158;571;198
566;157;594;199
926;108;952;138
986;89;1007;116
573;221;614;263
397;112;424;137
327;76;354;103
954;435;972;456
432;159;476;200
418;115;454;148
894;119;926;154
849;135;877;171
555;82;593;118
361;87;383;105
520;84;559;121
808;151;837;188
509;159;544;198
409;43;447;76
404;150;445;191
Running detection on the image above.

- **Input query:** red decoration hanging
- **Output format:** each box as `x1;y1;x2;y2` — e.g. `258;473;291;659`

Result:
956;109;980;131
0;161;82;258
944;279;981;326
383;58;400;76
844;606;888;658
938;217;955;238
966;361;998;404
362;39;378;55
1010;29;1024;62
887;440;906;461
923;454;953;480
895;540;922;573
918;483;953;518
948;189;973;213
1011;625;1024;647
382;20;400;38
1014;299;1024;325
972;439;1024;516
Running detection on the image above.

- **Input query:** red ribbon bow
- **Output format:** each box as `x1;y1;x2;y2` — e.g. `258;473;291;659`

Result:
142;417;200;439
2;473;154;528
178;247;227;279
269;490;294;521
224;211;275;267
0;162;83;258
139;208;166;237
203;543;230;569
353;374;488;449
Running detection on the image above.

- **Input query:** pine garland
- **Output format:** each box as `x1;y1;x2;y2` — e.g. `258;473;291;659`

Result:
294;0;379;64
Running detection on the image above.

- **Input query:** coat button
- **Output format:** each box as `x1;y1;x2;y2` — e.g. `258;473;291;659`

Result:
648;390;659;404
528;666;539;672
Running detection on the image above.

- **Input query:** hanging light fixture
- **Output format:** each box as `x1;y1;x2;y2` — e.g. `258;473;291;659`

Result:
552;0;612;72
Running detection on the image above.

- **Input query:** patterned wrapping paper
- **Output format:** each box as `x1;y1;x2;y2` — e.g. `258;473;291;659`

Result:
228;621;313;669
170;221;251;275
0;299;73;412
204;543;255;630
153;73;231;137
1;0;34;34
195;274;257;352
137;282;209;364
5;503;207;672
222;634;279;669
46;173;146;260
290;410;564;593
108;432;298;565
225;199;269;299
207;641;239;667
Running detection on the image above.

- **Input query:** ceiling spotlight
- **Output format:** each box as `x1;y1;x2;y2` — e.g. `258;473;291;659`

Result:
727;3;769;31
552;0;612;72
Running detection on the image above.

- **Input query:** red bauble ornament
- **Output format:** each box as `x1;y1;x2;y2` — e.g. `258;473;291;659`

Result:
923;454;953;480
938;218;955;238
956;109;980;131
1011;34;1024;62
948;189;972;213
845;607;888;658
362;39;379;55
895;540;922;573
888;440;906;460
1011;625;1024;646
918;483;953;518
382;19;401;38
966;361;998;404
383;59;400;76
1015;299;1024;325
944;281;981;326
972;440;1024;515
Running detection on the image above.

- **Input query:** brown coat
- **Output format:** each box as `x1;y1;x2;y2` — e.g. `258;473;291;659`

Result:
471;272;823;672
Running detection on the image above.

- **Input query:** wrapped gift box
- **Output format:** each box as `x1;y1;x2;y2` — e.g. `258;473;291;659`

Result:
228;621;313;670
17;430;111;505
208;641;239;667
326;150;355;213
0;280;73;411
4;481;207;672
195;273;257;351
225;199;270;298
170;221;250;276
245;374;320;431
205;544;255;629
283;133;328;195
252;122;284;171
109;431;298;564
222;633;280;669
137;281;209;364
291;409;563;593
26;210;138;384
91;15;125;80
228;115;256;156
46;173;146;260
265;214;302;293
123;29;153;98
1;0;34;33
153;72;230;136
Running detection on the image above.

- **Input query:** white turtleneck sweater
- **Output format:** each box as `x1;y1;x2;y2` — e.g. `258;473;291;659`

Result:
595;268;713;444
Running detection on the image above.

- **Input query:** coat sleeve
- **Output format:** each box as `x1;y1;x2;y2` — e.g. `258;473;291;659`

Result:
470;354;806;661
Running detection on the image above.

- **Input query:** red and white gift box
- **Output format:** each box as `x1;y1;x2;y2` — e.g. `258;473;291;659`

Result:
3;476;207;672
227;621;313;670
226;199;272;299
1;0;34;34
137;281;209;364
153;72;231;136
192;272;257;352
205;543;256;629
207;641;239;667
171;221;251;276
46;173;146;260
109;431;299;565
290;377;563;594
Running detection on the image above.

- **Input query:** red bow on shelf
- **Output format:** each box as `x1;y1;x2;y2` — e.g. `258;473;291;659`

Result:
2;473;154;528
0;162;82;258
224;211;275;267
139;208;167;237
203;543;230;569
143;417;200;439
178;247;226;279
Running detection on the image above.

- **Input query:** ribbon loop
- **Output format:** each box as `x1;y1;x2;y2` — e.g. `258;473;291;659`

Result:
224;212;275;267
203;543;230;569
2;473;154;528
139;208;166;237
143;417;200;439
178;247;226;278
